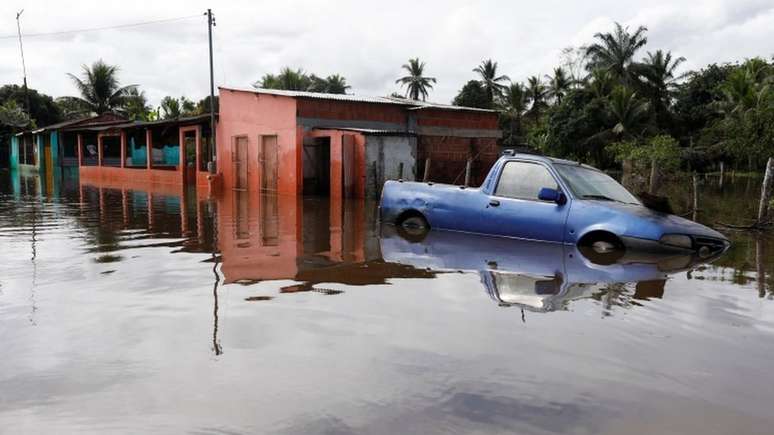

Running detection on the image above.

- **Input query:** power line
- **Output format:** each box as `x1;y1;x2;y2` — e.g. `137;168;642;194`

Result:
0;14;203;40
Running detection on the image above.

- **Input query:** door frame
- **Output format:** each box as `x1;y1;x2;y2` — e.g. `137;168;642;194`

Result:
179;125;202;185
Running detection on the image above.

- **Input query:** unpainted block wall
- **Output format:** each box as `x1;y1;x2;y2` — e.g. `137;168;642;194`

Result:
365;135;416;199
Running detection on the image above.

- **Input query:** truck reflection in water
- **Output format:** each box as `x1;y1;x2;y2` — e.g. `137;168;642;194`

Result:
379;225;726;313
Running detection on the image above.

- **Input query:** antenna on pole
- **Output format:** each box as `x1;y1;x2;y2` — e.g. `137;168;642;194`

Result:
205;9;217;171
15;9;31;120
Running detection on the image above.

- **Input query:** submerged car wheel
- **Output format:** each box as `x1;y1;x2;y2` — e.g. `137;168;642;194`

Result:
578;231;625;265
397;212;429;242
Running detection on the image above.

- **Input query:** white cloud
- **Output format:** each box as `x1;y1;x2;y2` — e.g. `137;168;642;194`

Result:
0;0;771;107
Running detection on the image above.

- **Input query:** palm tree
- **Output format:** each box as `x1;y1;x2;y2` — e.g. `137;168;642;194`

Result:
637;50;686;126
160;96;181;119
322;74;350;94
585;22;648;84
396;58;436;101
587;69;615;98
473;59;510;103
58;60;137;116
502;83;529;145
545;67;571;104
607;86;650;138
0;100;30;128
124;88;152;121
526;76;548;120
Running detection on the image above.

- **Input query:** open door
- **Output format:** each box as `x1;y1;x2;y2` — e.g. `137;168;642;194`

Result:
183;129;198;184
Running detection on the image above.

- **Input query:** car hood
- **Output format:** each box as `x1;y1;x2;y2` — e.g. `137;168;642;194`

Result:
602;201;727;240
569;199;729;244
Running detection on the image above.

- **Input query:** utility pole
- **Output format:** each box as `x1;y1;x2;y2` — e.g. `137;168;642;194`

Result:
16;9;31;119
206;9;217;171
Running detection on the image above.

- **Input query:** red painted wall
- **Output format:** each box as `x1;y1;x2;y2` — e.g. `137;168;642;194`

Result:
217;89;301;195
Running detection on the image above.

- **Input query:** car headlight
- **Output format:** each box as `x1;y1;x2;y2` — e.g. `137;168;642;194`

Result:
660;234;693;249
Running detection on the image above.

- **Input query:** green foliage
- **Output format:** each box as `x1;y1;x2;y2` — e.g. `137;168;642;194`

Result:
124;88;153;121
585;22;648;84
255;67;351;94
500;83;529;146
473;59;509;104
543;88;609;164
0;100;30;128
58;60;137;116
159;96;197;120
608;134;681;170
0;84;61;127
453;80;491;109
396;58;436;101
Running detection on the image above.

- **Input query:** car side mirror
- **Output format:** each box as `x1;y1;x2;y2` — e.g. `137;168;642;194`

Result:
538;187;566;205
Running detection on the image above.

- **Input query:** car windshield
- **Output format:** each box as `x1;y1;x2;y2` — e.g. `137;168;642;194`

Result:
553;163;640;205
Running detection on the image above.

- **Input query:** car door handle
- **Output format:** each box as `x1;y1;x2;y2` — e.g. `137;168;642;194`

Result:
489;199;500;207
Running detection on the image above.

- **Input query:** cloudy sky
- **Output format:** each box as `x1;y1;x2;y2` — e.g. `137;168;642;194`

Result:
0;0;772;107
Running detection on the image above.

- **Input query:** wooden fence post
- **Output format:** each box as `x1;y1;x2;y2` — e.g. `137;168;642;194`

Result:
692;174;699;222
757;157;774;224
464;158;472;187
648;158;659;194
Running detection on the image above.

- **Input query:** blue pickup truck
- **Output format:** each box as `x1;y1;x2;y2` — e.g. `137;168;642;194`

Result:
379;151;729;260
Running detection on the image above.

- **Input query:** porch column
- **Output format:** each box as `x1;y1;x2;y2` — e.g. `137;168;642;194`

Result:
120;131;127;168
146;129;152;170
77;133;83;166
330;133;343;200
97;134;103;166
195;126;202;179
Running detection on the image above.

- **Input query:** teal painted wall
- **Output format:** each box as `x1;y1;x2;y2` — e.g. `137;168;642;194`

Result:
50;131;60;169
10;136;19;170
36;134;45;173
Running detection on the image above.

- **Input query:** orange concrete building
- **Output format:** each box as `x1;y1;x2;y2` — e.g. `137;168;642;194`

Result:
215;88;502;198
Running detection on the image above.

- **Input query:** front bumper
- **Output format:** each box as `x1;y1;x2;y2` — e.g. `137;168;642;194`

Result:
620;235;731;258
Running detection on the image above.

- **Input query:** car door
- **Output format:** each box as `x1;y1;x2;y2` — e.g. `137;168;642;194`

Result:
481;160;569;242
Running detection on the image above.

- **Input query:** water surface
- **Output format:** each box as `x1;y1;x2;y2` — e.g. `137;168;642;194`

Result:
1;173;772;434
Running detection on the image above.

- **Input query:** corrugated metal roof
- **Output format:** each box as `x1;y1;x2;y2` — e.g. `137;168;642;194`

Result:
313;126;416;136
222;86;406;105
220;86;497;113
62;114;214;131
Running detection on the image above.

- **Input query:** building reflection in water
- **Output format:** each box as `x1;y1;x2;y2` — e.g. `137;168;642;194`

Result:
62;176;752;350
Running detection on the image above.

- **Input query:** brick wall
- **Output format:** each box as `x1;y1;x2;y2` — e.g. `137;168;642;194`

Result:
417;136;499;186
415;108;499;130
297;99;407;125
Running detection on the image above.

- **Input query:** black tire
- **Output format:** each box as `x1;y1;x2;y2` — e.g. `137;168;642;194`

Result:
396;213;429;242
578;232;625;265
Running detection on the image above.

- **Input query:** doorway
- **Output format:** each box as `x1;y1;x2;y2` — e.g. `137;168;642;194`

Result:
233;136;248;190
303;137;331;196
183;129;198;184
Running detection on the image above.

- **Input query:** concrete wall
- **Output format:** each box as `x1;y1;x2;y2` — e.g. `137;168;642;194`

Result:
217;88;300;195
364;135;416;199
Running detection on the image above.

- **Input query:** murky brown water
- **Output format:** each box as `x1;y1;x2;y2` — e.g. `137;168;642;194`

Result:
1;172;773;434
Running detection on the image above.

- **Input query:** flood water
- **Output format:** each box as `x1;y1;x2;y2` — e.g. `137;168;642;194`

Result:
1;172;773;434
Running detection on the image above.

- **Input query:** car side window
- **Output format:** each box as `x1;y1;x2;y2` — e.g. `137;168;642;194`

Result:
495;161;558;200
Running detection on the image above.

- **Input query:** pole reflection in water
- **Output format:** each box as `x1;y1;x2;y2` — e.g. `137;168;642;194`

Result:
5;172;774;434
